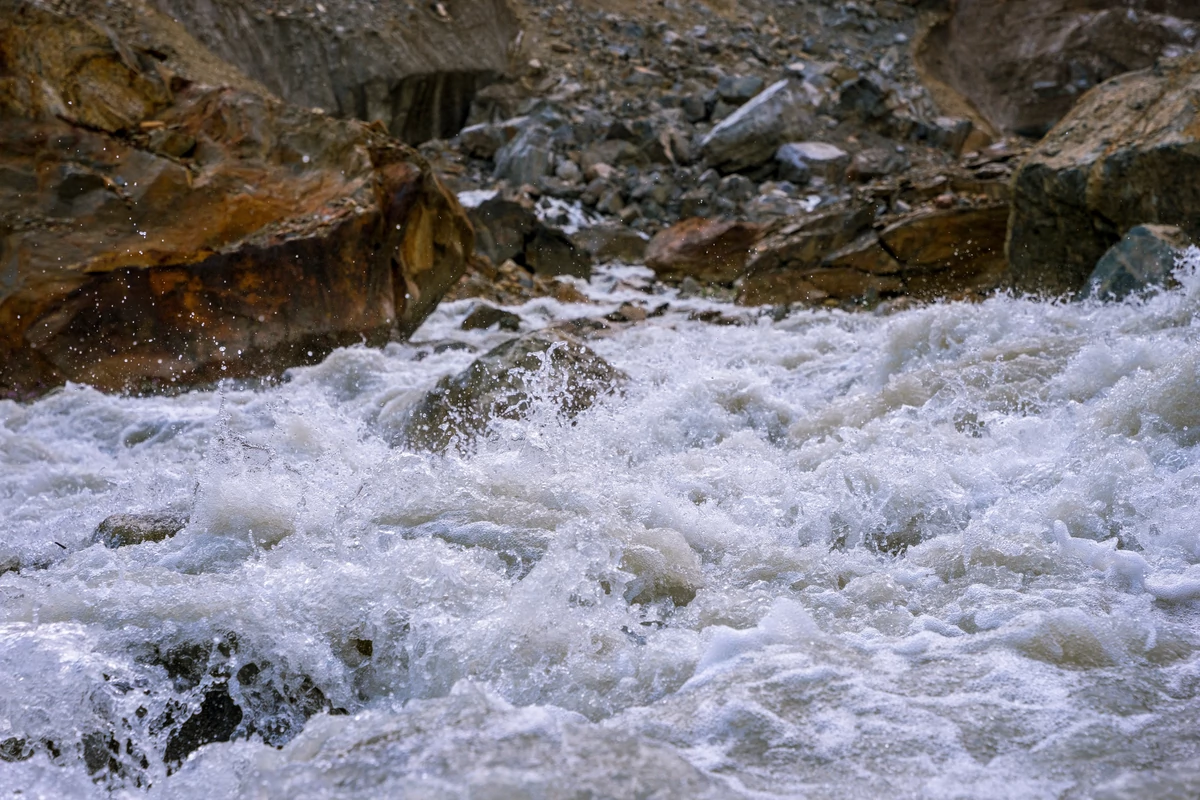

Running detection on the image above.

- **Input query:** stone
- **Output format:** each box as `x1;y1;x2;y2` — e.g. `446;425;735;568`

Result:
1083;224;1194;301
466;196;539;265
493;125;554;186
926;117;974;156
626;67;665;87
570;224;650;263
847;148;911;182
524;227;593;279
461;304;522;332
399;329;627;451
717;75;766;104
582;140;647;172
456;122;511;159
699;80;816;172
1008;52;1200;295
716;174;756;203
161;0;518;142
0;2;474;398
916;0;1200;138
645;218;764;285
879;206;1010;300
93;513;189;548
555;158;583;184
775;142;850;184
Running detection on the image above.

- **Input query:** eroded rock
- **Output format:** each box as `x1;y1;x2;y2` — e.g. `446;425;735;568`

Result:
93;513;189;549
645;218;764;285
0;0;475;398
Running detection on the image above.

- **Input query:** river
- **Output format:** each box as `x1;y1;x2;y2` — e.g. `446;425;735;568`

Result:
3;254;1200;798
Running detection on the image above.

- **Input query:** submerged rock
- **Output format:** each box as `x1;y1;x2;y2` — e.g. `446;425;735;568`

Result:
400;329;626;451
0;0;475;399
461;304;522;332
1008;51;1200;295
1084;224;1194;301
93;513;189;549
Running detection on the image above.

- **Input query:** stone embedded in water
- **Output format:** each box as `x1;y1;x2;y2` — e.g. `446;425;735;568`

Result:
1084;224;1193;301
93;513;190;549
461;304;522;332
399;329;627;451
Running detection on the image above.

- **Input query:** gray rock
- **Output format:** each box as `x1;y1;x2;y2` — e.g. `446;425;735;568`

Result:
699;79;816;172
467;196;539;265
493;124;554;185
682;94;708;123
461;304;522;331
1083;225;1193;301
775;142;849;183
717;75;766;104
400;329;627;451
94;513;189;548
525;227;593;279
456;121;510;160
926;116;974;156
554;158;583;184
570;223;650;263
717;174;756;202
847;147;910;182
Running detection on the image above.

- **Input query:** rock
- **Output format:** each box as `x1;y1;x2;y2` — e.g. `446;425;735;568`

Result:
879;206;1010;300
399;329;627;451
606;302;649;323
0;2;474;398
716;174;756;203
570;224;650;263
716;75;766;105
618;526;703;606
1083;224;1193;301
682;94;708;123
1008;52;1200;295
582;139;647;172
93;513;189;548
916;0;1200;138
461;304;522;332
847;148;911;182
555;158;583;184
775;142;849;184
456;122;511;160
524;227;593;279
466;195;539;265
493;124;554;185
699;80;816;172
152;0;520;143
925;116;974;157
626;67;665;87
645;218;764;285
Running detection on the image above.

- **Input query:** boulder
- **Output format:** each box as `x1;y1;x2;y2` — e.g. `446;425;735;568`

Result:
151;0;520;143
737;204;1008;305
716;75;766;105
645;219;764;285
1083;224;1194;301
461;304;521;332
399;329;627;451
493;124;555;186
916;0;1200;138
570;224;650;264
775;142;850;184
524;228;593;279
93;513;189;548
0;0;475;399
464;195;540;265
699;80;816;173
1008;52;1200;295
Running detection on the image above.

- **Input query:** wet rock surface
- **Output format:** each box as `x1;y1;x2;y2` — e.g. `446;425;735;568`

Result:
1009;51;1200;295
0;0;475;399
93;513;190;549
1084;224;1194;301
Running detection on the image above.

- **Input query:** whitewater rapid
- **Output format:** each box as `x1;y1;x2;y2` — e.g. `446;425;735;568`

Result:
3;254;1200;798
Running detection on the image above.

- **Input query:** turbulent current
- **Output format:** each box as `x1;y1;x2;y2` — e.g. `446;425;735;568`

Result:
5;254;1200;799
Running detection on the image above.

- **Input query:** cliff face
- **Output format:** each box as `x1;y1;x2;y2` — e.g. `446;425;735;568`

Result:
150;0;520;143
0;0;476;398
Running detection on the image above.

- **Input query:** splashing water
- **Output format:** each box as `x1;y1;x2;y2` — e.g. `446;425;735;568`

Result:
3;253;1200;798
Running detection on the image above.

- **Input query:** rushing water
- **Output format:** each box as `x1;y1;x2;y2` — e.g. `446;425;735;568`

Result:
4;254;1200;799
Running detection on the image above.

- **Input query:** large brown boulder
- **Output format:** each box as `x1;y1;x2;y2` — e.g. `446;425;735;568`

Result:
1007;52;1200;295
151;0;520;143
917;0;1200;139
737;204;1009;306
645;218;764;285
0;0;475;398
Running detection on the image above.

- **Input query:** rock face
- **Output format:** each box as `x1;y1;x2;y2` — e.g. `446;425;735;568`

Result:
151;0;520;143
1084;224;1194;301
645;218;764;285
0;0;475;398
1008;52;1200;296
917;0;1200;139
698;80;815;173
739;204;1009;306
399;329;626;451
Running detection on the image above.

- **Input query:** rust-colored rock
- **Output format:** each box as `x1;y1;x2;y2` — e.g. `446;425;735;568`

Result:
1008;51;1200;295
737;203;1008;306
645;218;764;285
0;0;474;398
